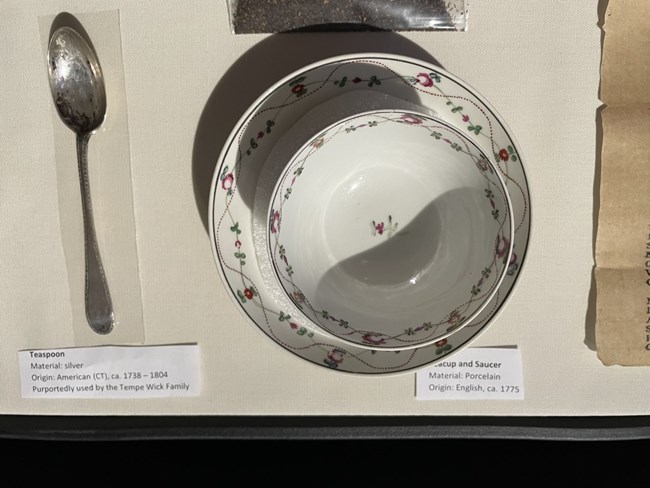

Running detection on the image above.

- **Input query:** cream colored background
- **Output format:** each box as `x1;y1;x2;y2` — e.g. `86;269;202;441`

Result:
2;1;635;416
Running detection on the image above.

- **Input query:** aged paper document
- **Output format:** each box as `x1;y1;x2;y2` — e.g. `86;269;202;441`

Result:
595;0;650;365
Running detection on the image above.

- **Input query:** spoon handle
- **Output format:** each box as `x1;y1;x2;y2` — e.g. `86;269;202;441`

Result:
76;133;114;334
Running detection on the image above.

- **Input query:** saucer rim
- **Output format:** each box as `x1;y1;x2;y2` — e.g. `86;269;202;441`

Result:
208;52;532;375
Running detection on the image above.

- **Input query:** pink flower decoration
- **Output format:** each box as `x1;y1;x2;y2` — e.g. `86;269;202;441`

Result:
311;137;325;149
462;114;470;122
292;290;305;303
221;173;234;190
401;114;423;124
416;72;434;87
496;236;510;259
448;310;461;325
362;333;386;345
270;210;280;233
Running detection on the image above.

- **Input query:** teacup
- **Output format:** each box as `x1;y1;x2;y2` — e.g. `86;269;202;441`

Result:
267;110;513;350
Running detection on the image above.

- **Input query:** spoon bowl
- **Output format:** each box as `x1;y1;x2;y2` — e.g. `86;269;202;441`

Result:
48;26;106;134
47;24;114;334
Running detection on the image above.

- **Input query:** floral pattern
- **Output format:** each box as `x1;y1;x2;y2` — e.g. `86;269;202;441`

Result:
268;111;513;350
211;55;530;374
497;145;519;162
269;210;280;234
371;215;399;237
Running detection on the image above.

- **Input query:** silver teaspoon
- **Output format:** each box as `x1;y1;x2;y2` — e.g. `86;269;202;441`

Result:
47;26;114;334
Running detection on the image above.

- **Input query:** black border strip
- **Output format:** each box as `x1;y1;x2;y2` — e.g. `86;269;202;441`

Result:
1;416;649;441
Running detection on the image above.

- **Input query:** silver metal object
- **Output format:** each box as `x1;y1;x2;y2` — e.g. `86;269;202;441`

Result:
47;26;114;334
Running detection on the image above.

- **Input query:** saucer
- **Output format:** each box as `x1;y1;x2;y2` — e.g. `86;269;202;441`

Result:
209;53;530;374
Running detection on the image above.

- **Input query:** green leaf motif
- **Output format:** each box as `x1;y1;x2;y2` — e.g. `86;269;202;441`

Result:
508;145;518;162
289;76;306;87
368;75;381;87
234;251;246;265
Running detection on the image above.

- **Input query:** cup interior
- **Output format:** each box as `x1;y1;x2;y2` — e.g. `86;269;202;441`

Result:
268;110;513;350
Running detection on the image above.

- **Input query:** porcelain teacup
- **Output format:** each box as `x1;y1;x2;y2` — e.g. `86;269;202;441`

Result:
267;110;514;350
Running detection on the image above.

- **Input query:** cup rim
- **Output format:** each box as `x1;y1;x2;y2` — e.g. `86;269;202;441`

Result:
265;108;515;351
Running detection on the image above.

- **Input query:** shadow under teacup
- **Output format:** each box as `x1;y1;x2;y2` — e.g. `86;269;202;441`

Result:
267;110;514;351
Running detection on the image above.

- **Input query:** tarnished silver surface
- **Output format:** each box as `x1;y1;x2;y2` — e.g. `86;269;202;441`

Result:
48;26;114;334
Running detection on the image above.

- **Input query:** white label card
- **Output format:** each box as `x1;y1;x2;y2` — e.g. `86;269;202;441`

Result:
416;347;524;400
19;345;200;398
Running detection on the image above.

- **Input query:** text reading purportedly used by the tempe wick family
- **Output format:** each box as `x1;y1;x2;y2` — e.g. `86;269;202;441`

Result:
416;348;524;400
19;345;200;398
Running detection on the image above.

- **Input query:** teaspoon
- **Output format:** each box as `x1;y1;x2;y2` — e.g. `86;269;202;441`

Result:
47;26;114;334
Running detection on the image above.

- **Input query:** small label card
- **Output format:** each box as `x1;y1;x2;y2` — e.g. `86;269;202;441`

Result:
416;348;524;400
19;345;200;398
